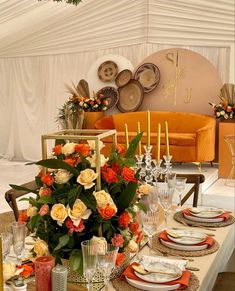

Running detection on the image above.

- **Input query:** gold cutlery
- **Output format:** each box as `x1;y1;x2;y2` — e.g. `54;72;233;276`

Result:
132;265;181;277
172;227;215;237
180;220;216;231
167;231;205;240
160;252;194;262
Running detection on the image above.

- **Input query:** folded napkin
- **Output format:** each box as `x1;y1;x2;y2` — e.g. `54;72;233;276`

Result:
122;262;191;290
159;230;215;247
183;209;230;221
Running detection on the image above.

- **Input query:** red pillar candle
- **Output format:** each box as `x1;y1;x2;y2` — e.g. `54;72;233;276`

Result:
35;256;55;291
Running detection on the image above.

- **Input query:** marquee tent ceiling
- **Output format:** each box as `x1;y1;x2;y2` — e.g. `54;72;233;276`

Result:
0;0;234;57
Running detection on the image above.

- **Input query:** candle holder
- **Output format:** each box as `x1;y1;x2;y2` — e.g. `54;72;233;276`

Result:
143;145;153;183
152;159;163;183
163;155;173;173
135;154;145;178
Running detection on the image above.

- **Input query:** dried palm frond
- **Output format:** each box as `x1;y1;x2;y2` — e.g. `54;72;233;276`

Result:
219;83;235;105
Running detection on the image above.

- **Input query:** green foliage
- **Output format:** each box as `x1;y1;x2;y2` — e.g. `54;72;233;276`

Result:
69;249;83;274
9;184;38;194
115;182;138;213
35;159;79;176
125;132;143;158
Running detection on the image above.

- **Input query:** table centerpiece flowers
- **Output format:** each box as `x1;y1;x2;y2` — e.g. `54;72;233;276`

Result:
11;133;144;274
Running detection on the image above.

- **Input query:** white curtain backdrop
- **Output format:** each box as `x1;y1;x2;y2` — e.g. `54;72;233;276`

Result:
0;0;234;161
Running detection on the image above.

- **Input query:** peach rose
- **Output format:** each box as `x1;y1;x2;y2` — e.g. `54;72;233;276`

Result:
61;142;76;156
86;154;108;168
34;239;49;257
39;204;49;216
93;190;111;208
50;203;68;225
68;199;91;226
77;169;98;189
26;205;38;218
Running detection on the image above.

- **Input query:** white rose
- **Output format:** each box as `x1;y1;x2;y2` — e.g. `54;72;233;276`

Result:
3;262;22;282
68;199;91;226
87;140;105;151
216;112;221;117
87;154;108;168
224;114;229;119
62;142;76;156
77;169;98;189
127;239;138;253
220;110;225;116
27;205;38;217
93;190;111;208
54;169;73;184
34;239;49;256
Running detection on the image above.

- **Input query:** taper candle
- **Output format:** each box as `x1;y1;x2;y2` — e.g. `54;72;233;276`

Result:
137;122;142;156
165;121;170;157
125;123;129;149
157;123;161;161
147;110;150;147
0;237;3;291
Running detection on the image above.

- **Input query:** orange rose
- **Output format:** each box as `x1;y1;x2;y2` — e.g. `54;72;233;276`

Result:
19;264;34;278
130;222;139;235
118;211;132;228
52;144;62;155
64;158;76;167
136;231;143;244
18;210;28;223
116;253;125;266
98;204;117;220
41;173;54;186
121;167;136;182
102;167;118;183
75;144;90;157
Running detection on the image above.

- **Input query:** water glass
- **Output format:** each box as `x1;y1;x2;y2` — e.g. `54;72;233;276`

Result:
166;172;176;190
11;222;26;264
0;232;12;260
141;211;158;250
159;189;174;229
147;185;159;213
81;240;98;291
97;244;119;290
175;177;187;210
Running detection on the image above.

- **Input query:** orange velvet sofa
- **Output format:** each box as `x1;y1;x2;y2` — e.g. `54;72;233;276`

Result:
94;111;216;163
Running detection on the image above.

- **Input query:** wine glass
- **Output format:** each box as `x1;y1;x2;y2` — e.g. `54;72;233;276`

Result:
11;221;26;264
166;172;176;190
159;189;174;230
141;210;158;251
0;232;12;260
81;240;98;291
175;177;187;210
147;185;159;213
97;244;119;290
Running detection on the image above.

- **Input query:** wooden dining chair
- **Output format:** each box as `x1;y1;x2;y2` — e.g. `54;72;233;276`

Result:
157;173;205;207
5;180;39;220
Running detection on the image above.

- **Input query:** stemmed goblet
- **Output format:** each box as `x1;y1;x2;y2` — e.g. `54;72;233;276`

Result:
175;177;187;211
81;240;98;291
147;185;159;213
97;244;119;291
11;221;26;265
0;232;12;261
141;210;158;252
166;172;176;190
159;189;174;230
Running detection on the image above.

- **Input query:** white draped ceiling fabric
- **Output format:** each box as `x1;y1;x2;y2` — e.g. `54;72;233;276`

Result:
0;0;234;161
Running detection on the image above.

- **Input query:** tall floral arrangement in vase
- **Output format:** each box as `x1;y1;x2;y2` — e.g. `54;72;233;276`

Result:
11;133;143;273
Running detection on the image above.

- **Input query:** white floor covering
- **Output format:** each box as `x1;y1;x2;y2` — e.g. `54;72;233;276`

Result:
0;159;234;213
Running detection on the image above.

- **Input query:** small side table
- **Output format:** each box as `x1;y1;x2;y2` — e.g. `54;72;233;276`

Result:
218;121;235;178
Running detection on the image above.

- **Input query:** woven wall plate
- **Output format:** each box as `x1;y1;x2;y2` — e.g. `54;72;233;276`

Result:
97;60;119;82
97;86;119;109
117;79;144;112
174;211;235;228
115;69;133;87
134;62;160;93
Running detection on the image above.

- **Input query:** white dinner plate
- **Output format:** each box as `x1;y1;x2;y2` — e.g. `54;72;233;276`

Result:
166;229;207;245
160;238;208;251
126;276;180;291
184;212;224;223
189;207;224;218
134;262;182;283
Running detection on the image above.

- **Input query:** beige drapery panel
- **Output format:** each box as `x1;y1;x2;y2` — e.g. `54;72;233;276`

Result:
0;0;234;160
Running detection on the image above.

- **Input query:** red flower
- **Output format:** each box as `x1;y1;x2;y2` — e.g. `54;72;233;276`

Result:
64;158;76;167
52;145;62;156
74;144;90;157
65;218;85;233
103;100;109;106
136;231;143;244
41;173;54;186
116;253;125;266
111;234;124;247
111;162;120;174
18;210;28;223
39;187;52;197
102;167;118;183
116;144;125;155
118;211;132;228
96;99;101;104
39;204;49;216
98;204;117;220
130;222;139;235
18;264;34;278
121;167;136;183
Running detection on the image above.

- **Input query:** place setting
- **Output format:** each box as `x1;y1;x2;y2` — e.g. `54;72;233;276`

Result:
174;206;235;228
112;255;199;291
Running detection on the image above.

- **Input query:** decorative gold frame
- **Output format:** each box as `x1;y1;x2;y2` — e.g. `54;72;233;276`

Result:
41;129;117;190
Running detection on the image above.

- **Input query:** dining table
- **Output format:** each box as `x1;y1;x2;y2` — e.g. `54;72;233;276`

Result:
1;206;234;291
